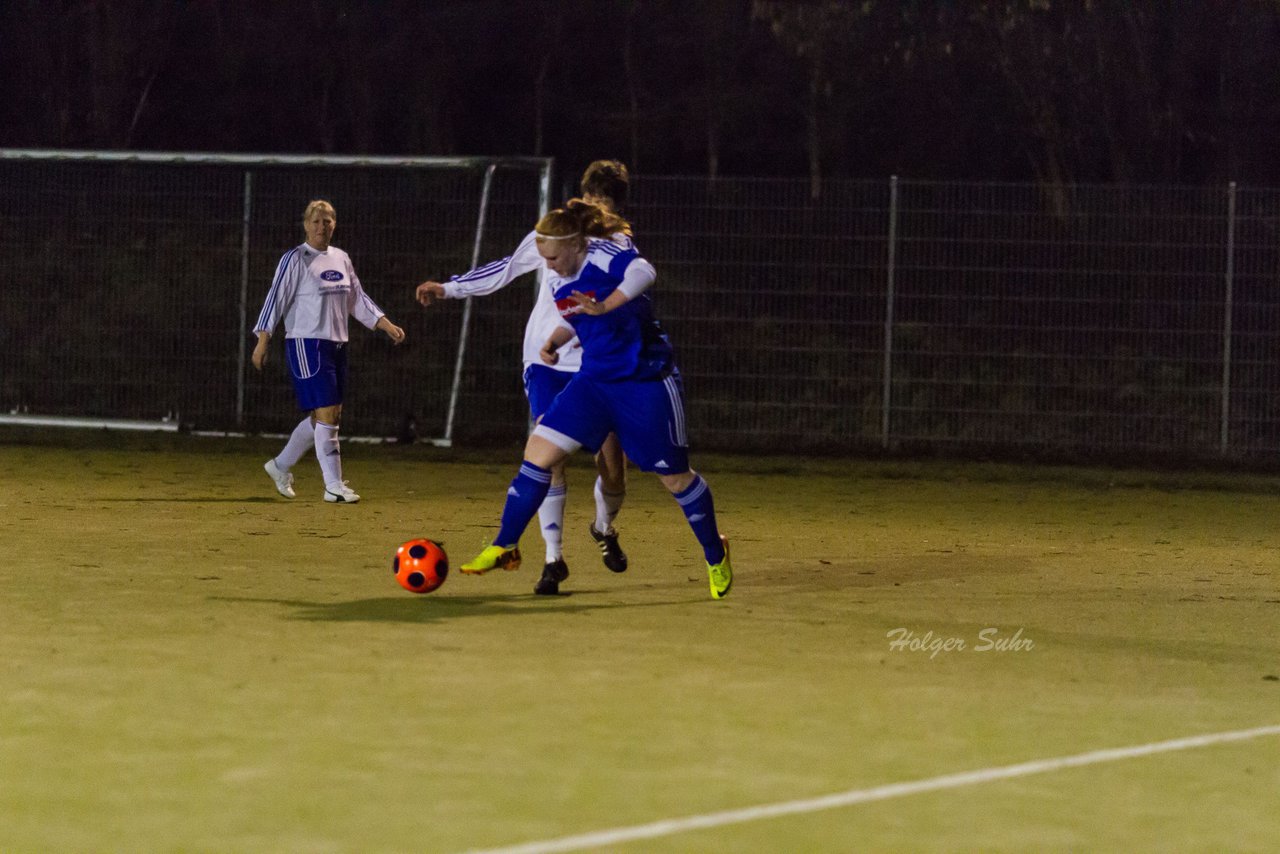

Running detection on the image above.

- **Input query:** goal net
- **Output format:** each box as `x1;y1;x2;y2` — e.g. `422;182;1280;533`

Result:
0;149;552;445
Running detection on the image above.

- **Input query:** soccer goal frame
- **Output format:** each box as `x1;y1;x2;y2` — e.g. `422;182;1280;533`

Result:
0;148;553;444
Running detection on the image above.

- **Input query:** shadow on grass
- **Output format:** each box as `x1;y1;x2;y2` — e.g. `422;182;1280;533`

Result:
210;592;702;623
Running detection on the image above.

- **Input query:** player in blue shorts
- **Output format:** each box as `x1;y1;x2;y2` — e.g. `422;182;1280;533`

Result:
252;199;405;504
457;199;733;599
415;161;633;595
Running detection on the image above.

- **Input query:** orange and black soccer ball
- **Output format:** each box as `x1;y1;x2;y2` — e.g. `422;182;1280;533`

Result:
393;539;448;594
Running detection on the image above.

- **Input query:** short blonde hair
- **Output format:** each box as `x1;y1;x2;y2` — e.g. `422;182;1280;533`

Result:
303;199;336;222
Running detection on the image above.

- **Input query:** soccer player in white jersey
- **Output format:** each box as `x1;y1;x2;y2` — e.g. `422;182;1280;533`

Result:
252;199;405;504
415;161;631;596
456;200;733;600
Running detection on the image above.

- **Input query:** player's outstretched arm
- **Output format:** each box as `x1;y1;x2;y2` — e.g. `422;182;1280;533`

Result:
377;316;406;344
420;233;541;306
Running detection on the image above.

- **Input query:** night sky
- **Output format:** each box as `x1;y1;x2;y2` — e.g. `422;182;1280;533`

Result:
4;1;1280;184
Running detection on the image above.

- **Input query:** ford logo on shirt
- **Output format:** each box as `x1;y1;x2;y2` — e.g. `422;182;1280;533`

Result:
320;270;344;282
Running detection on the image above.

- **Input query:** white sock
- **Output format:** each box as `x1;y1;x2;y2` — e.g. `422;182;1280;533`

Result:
275;416;314;470
593;476;624;535
538;483;567;563
314;421;344;491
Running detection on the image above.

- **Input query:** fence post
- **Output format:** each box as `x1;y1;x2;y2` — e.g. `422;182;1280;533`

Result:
882;175;899;449
1220;181;1236;454
526;161;555;434
236;169;253;427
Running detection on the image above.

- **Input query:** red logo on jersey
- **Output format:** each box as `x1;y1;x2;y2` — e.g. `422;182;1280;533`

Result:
555;289;597;317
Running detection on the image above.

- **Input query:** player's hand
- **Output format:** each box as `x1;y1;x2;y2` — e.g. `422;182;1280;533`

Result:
416;280;446;306
251;343;268;371
385;322;406;345
539;340;560;366
570;290;606;315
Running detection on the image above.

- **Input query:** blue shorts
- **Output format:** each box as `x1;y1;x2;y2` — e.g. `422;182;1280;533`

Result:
523;363;574;421
534;373;689;475
286;338;348;411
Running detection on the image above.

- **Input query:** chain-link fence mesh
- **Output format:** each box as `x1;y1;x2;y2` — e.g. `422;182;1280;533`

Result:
3;152;1278;463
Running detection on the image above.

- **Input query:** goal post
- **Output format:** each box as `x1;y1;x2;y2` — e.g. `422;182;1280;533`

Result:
0;148;553;444
437;161;554;448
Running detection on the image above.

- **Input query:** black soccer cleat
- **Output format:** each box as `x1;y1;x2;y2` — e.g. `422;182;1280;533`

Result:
588;523;628;573
534;559;569;595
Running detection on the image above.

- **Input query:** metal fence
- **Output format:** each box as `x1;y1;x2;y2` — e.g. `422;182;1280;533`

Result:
3;150;1278;463
633;177;1280;460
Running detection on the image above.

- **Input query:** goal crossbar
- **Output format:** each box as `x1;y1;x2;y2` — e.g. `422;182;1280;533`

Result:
0;148;551;171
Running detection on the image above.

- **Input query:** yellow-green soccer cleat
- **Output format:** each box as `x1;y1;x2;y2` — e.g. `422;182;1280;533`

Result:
460;544;522;575
707;535;733;599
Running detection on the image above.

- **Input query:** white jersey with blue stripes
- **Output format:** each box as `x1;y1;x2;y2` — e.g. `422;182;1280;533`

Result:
442;229;636;372
254;243;385;342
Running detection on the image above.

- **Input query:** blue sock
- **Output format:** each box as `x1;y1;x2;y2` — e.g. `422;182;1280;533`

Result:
494;461;552;547
673;474;725;565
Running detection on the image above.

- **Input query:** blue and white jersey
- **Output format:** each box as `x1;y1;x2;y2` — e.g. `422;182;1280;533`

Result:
254;243;385;342
549;238;674;382
442;229;636;373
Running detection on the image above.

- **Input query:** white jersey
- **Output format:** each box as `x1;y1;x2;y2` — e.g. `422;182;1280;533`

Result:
254;243;385;342
442;230;635;371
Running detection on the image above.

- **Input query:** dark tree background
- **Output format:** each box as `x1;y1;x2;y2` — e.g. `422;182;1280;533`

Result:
3;0;1280;186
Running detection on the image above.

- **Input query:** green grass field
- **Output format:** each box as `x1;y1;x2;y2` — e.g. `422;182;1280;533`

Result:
2;437;1279;852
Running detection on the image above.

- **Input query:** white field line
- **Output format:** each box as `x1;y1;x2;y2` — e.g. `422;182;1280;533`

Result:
463;724;1280;854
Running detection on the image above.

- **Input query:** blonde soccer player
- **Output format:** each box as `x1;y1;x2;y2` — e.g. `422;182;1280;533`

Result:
415;161;632;595
456;199;733;600
252;199;405;504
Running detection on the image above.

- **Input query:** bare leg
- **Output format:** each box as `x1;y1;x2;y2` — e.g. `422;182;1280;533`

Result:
592;433;626;533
